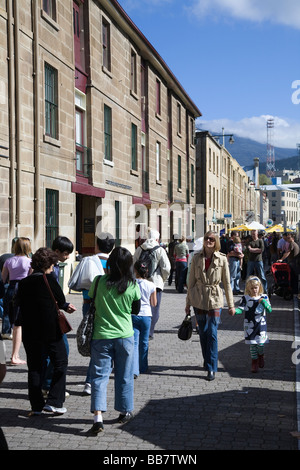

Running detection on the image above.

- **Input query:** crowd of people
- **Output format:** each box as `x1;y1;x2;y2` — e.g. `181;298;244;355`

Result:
220;228;300;296
0;226;299;438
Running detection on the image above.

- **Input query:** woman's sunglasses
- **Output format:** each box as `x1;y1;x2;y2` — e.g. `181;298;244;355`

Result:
204;236;216;242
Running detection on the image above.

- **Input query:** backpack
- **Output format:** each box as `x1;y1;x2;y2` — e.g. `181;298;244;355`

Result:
139;245;160;278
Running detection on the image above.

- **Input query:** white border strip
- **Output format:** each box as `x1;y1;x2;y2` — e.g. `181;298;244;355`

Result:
294;295;300;450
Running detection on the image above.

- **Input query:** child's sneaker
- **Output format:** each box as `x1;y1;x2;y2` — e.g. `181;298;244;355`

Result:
118;412;133;423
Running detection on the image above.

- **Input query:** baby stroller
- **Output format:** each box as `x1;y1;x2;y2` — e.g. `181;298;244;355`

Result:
268;262;293;301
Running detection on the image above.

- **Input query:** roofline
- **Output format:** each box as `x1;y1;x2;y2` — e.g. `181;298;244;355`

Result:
263;185;299;191
104;0;202;117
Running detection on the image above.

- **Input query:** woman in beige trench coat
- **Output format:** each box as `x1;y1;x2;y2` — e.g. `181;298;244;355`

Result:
185;231;235;381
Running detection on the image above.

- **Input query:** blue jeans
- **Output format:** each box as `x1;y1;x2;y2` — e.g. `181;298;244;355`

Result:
246;260;267;292
194;309;221;372
2;283;13;335
90;336;134;413
82;300;90;317
228;257;241;292
132;315;151;376
175;261;187;293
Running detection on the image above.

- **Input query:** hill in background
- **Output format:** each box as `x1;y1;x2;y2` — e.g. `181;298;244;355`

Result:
224;136;299;172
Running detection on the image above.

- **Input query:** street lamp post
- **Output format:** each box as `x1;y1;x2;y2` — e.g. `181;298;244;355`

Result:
212;127;235;148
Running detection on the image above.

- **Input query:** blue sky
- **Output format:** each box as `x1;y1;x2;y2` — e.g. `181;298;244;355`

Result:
117;0;300;149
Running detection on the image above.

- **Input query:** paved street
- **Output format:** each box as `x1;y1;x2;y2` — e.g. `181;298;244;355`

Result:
0;282;300;452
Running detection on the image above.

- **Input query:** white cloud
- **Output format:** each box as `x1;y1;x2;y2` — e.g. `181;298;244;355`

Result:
197;115;300;149
189;0;300;29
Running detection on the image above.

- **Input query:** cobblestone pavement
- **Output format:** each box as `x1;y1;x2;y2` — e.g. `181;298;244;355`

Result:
0;282;299;452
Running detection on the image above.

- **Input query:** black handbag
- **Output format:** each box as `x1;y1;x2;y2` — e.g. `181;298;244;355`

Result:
76;275;101;357
178;314;193;340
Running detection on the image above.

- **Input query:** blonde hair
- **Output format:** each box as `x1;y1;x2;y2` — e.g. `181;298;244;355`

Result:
203;231;221;252
14;237;32;257
245;276;263;295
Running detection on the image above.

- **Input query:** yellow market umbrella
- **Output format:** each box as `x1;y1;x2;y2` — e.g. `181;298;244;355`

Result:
265;224;292;233
232;224;250;231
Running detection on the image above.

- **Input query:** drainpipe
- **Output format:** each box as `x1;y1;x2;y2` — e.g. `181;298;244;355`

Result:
7;0;15;238
33;0;40;239
14;0;21;233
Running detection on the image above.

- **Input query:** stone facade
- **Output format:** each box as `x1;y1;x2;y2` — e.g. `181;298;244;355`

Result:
195;131;258;233
0;0;201;265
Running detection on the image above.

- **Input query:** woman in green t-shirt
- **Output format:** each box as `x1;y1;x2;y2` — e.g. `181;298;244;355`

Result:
87;247;141;435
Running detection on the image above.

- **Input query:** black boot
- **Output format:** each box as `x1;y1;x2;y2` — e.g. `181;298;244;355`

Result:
206;371;215;381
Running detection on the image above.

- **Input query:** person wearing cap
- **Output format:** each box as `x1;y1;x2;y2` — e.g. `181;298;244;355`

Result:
133;229;170;339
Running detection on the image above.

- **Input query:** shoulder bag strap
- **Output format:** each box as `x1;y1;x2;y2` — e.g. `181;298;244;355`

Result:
44;273;101;310
91;275;101;304
43;274;60;312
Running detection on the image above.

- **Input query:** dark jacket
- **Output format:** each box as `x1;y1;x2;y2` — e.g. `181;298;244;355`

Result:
16;272;66;343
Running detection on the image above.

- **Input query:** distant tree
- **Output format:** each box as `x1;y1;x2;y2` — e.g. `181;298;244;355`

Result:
259;174;272;185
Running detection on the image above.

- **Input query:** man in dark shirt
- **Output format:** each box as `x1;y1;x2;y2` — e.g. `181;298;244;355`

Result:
278;232;300;295
246;229;268;293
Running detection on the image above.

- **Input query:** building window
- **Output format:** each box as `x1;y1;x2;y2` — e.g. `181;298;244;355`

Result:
131;123;138;171
73;2;80;46
46;189;58;248
178;155;181;190
191;163;194;195
73;1;85;71
104;104;112;161
130;50;137;95
43;0;56;21
75;108;84;173
141;133;148;193
102;18;111;72
156;79;161;116
156;141;161;181
45;63;58;139
190;117;194;146
177;103;181;135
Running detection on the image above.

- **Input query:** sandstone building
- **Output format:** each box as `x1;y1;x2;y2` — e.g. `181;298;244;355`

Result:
0;0;201;259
